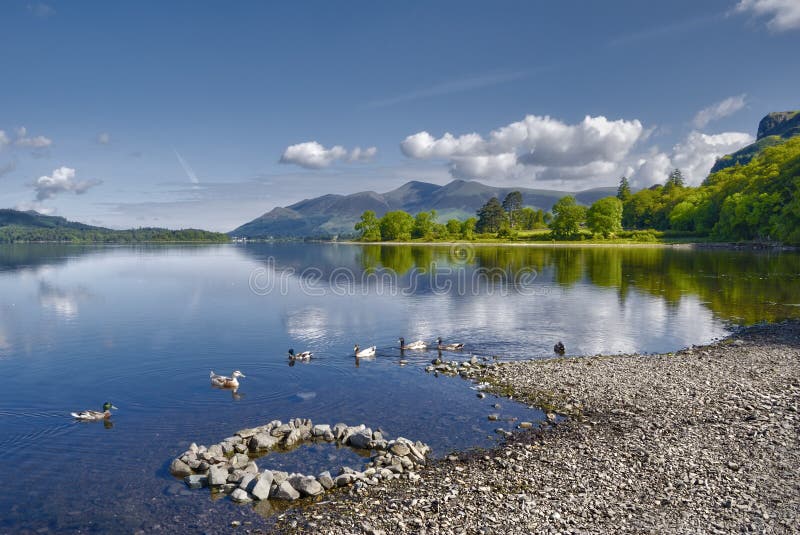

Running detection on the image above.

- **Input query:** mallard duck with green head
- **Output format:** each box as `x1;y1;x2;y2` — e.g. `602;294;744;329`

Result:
71;402;118;421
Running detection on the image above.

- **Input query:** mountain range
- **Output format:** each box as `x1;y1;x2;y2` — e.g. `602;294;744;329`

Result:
230;180;616;238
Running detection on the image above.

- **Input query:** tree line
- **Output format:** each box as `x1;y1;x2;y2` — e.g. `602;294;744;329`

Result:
0;225;231;244
354;136;800;244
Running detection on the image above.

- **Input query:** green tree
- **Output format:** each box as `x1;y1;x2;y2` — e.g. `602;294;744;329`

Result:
622;186;668;229
461;217;477;240
412;210;437;239
587;197;623;238
517;207;547;230
501;191;523;228
617;176;632;201
379;211;414;241
549;196;587;239
354;210;382;241
664;168;685;192
476;197;506;233
445;218;463;238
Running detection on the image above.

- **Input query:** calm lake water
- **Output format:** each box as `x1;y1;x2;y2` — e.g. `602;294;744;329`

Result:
0;243;798;532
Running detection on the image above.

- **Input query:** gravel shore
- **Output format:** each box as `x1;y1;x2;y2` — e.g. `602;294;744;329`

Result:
262;321;799;534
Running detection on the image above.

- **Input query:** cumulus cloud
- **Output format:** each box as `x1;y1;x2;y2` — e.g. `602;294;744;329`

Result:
631;151;673;188
736;0;800;31
692;95;747;128
14;127;52;149
33;167;102;201
280;141;377;169
97;132;111;144
401;114;645;183
400;112;754;188
670;131;754;184
401;131;486;159
0;130;9;148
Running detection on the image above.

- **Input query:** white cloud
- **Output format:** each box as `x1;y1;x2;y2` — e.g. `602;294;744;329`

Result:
401;131;486;159
450;153;520;180
33;166;102;201
692;94;747;128
97;132;111;144
736;0;800;31
348;146;378;162
631;151;673;188
400;112;754;188
0;130;9;148
401;114;645;183
671;131;754;185
14;126;52;149
280;141;377;169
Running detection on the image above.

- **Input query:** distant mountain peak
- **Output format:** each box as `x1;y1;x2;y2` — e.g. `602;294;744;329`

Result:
711;110;800;174
757;111;800;140
229;180;615;238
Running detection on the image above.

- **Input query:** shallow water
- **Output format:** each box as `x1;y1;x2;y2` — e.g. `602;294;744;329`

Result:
0;243;798;532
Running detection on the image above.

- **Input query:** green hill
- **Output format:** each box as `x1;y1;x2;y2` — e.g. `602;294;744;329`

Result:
0;209;229;244
711;111;800;173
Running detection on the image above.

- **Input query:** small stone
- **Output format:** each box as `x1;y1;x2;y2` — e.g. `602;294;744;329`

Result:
208;465;228;486
243;461;258;474
249;472;273;500
289;475;324;496
272;480;300;500
183;474;208;489
317;471;334;490
238;474;255;490
284;428;303;447
249;433;279;451
312;424;331;437
477;392;486;399
488;414;500;421
169;458;193;477
271;471;289;484
231;453;250;469
348;430;373;449
389;443;410;457
519;421;533;429
230;488;252;503
334;473;354;487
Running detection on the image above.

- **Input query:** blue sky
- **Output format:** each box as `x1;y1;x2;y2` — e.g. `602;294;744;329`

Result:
0;0;798;231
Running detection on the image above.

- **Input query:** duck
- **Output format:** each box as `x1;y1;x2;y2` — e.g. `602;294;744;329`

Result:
399;337;427;350
210;370;246;388
437;337;464;351
71;402;117;421
554;341;565;355
287;348;313;361
354;344;376;358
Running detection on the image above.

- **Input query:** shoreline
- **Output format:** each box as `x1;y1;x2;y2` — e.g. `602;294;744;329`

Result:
262;321;799;534
334;240;797;250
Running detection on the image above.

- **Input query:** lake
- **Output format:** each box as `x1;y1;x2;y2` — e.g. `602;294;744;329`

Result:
0;243;798;532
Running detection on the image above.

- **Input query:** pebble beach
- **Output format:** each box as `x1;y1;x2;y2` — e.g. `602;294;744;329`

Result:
261;321;800;534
